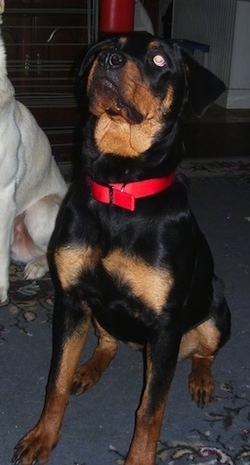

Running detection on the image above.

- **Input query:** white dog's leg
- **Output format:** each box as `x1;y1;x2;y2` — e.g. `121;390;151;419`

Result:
0;184;16;305
12;194;62;280
11;213;48;279
24;256;49;280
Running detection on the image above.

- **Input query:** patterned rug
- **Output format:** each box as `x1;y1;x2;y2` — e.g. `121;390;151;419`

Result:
110;384;250;465
0;263;54;338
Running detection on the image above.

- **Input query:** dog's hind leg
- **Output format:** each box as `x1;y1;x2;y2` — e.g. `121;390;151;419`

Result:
12;194;62;279
181;278;231;407
11;213;49;280
24;255;49;279
71;318;118;395
188;353;216;406
179;317;222;407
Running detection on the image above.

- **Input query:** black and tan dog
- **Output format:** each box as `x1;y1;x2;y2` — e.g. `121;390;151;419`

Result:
13;32;231;465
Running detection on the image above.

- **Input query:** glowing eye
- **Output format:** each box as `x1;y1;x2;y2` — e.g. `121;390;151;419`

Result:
153;55;166;67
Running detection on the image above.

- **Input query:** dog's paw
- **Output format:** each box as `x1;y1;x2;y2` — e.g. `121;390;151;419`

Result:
0;297;9;307
71;363;101;396
13;426;56;465
24;256;49;280
0;286;9;307
188;371;215;407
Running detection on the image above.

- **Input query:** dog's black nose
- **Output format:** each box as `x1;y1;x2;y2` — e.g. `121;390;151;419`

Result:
98;50;126;69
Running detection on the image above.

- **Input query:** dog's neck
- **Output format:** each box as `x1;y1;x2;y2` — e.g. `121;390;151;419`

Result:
86;173;176;211
84;115;184;184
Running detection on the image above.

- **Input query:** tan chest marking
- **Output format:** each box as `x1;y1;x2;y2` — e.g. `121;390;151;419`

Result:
102;249;173;314
54;245;101;290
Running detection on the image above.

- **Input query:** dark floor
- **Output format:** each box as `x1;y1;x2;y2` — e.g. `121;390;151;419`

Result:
183;105;250;160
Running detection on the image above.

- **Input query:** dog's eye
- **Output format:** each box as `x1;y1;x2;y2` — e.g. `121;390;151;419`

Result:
152;54;166;67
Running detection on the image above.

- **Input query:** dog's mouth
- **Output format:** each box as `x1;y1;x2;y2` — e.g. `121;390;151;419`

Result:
88;76;144;125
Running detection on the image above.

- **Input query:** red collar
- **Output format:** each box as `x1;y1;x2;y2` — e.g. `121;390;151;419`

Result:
86;173;176;211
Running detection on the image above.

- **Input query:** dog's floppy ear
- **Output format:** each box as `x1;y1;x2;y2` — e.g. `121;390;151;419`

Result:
182;50;225;117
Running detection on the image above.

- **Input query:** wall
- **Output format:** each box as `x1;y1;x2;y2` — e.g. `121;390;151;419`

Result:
171;0;250;109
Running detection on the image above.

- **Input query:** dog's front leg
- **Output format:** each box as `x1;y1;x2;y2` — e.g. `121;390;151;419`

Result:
13;293;91;465
125;325;181;465
0;183;16;305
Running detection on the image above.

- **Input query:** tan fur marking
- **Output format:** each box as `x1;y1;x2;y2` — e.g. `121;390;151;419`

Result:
91;61;163;157
118;36;127;44
126;344;174;465
178;318;221;361
150;40;161;49
103;249;173;313
162;85;174;114
86;59;97;93
72;318;118;394
21;310;92;460
58;313;91;393
188;354;215;404
94;113;162;157
55;246;100;289
122;62;159;119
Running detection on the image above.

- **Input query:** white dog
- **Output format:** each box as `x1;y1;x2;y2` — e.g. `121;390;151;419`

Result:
0;0;67;305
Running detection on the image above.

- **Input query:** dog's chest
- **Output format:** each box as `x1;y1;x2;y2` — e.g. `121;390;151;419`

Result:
55;242;173;342
94;247;173;342
101;248;173;313
94;249;173;343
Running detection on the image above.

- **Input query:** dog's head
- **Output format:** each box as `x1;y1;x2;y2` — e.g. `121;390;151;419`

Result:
78;32;225;159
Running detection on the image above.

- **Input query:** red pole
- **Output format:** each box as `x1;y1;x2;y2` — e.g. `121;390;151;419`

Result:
99;0;135;34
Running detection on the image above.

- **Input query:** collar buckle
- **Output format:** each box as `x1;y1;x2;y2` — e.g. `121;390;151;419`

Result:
108;184;114;205
112;185;135;211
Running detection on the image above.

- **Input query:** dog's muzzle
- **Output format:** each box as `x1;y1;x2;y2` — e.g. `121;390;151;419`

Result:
98;50;126;69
